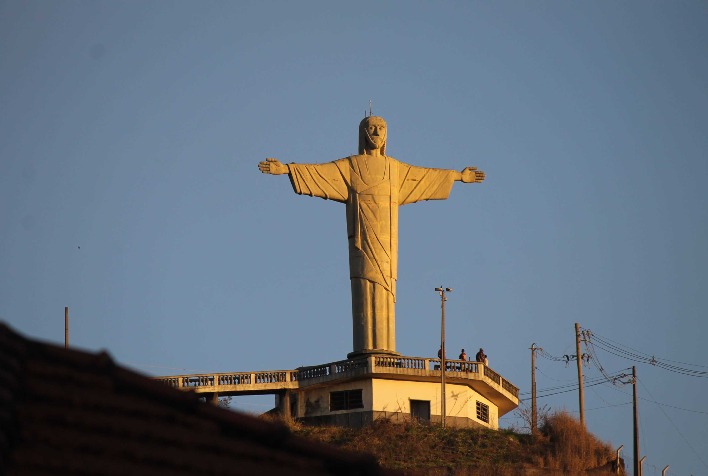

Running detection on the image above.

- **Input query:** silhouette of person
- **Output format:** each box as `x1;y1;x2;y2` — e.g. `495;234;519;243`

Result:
476;348;488;366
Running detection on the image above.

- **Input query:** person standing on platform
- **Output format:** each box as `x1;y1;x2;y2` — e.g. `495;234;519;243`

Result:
476;348;488;366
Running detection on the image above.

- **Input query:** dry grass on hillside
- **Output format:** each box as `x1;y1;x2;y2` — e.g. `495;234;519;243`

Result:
266;410;620;475
533;411;616;472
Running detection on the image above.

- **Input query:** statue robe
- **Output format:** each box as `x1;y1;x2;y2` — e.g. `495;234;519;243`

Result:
288;155;458;354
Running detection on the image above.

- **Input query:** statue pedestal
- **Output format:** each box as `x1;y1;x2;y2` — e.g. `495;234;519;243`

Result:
347;349;401;360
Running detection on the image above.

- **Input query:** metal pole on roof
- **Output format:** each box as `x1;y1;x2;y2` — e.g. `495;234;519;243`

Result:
65;307;69;349
633;366;640;476
435;286;452;429
615;445;624;475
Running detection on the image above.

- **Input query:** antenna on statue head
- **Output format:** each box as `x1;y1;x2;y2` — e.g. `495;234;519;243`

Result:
369;99;373;117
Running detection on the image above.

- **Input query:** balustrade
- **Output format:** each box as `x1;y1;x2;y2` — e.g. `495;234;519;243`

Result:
297;364;330;380
401;357;427;370
374;356;402;368
374;356;432;369
430;358;479;373
180;375;214;388
334;358;367;373
218;373;252;386
456;361;479;373
255;371;287;384
483;365;502;385
156;377;179;388
154;355;517;400
501;378;519;398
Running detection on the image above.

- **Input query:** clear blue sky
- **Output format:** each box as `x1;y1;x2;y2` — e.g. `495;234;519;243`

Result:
1;2;707;474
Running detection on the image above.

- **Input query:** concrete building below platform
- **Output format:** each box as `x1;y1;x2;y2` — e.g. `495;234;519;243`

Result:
156;354;519;429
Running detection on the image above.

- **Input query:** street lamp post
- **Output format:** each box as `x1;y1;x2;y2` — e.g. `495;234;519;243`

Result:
435;286;452;429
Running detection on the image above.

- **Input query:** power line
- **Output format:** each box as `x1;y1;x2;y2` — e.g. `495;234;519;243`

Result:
601;381;708;416
519;373;621;396
535;365;577;383
537;348;565;362
589;331;708;368
586;330;708;378
583;330;625;384
566;401;632;412
520;374;628;402
638;377;708;471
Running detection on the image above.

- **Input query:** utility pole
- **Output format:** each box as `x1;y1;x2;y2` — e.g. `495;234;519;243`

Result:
435;286;452;429
530;343;541;436
64;306;69;349
575;323;585;428
633;366;640;476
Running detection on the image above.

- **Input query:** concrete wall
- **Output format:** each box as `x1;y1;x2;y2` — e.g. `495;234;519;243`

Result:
293;378;499;429
296;380;373;420
370;379;498;429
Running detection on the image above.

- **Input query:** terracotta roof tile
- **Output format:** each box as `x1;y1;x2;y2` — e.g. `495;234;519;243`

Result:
0;323;396;476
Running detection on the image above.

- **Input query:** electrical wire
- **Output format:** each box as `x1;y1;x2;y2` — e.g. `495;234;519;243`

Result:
565;401;632;412
583;333;628;384
520;373;629;401
519;372;621;396
589;331;708;368
534;365;577;383
601;381;708;415
638;377;708;471
537;348;566;362
585;330;708;378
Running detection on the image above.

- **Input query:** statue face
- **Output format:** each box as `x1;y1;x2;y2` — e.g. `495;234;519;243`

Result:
364;118;387;150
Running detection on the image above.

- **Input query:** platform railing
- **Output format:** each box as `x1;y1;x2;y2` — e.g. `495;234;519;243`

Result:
154;354;519;399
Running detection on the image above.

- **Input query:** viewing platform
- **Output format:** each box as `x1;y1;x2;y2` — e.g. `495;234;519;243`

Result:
155;354;519;418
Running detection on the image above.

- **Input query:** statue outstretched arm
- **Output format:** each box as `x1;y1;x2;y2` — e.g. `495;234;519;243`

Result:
458;166;485;183
259;157;349;202
258;157;289;175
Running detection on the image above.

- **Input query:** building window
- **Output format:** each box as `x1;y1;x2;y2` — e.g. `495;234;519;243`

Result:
410;400;431;423
330;389;364;411
476;401;489;423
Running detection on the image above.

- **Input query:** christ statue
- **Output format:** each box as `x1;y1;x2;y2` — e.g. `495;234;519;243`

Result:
258;115;485;357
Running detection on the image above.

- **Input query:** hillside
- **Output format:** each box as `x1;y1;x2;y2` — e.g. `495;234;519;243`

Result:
284;411;623;475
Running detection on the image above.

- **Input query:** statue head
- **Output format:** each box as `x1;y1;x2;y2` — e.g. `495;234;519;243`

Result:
358;116;387;155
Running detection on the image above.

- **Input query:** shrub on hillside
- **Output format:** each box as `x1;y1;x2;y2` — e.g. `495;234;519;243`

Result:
537;411;614;472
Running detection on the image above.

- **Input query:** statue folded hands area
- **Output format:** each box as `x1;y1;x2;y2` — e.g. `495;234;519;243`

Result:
258;115;484;358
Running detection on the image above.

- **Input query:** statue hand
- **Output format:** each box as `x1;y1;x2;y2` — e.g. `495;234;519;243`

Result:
460;166;485;183
258;158;289;175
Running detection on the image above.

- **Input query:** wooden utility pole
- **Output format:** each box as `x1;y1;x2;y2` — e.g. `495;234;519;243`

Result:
575;323;585;428
530;343;541;436
64;306;69;349
633;366;640;476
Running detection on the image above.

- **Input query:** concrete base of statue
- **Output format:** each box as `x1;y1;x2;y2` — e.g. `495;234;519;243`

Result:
347;349;401;360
